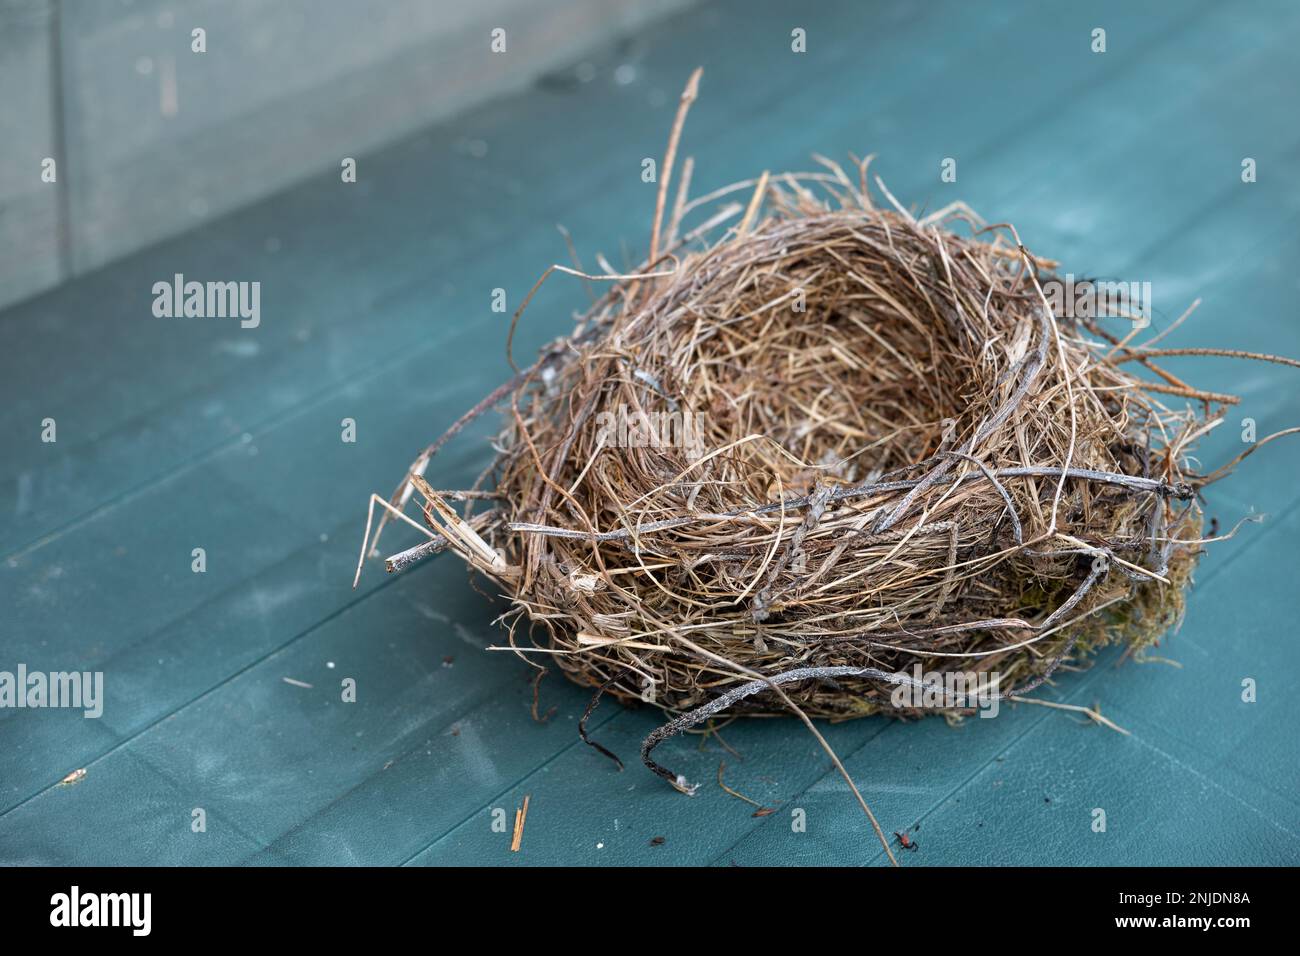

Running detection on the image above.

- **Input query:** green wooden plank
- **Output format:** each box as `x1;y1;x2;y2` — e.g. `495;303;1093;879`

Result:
4;0;1299;866
0;751;264;866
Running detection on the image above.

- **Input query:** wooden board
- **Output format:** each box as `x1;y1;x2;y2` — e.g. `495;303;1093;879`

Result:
1;0;1297;866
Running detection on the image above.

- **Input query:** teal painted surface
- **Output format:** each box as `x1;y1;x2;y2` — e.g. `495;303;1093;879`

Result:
1;0;1298;866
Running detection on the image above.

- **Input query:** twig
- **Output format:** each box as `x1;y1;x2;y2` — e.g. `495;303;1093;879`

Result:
1008;696;1130;735
717;760;765;809
578;678;624;772
648;68;702;268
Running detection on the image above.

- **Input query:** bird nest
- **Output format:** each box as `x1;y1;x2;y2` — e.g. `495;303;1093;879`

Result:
356;73;1291;834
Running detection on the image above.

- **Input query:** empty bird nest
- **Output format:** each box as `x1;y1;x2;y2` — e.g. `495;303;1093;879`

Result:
353;71;1296;858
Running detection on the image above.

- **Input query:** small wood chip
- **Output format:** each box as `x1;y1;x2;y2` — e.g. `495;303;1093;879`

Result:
510;794;530;852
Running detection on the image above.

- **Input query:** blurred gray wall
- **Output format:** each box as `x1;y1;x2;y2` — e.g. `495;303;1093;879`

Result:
0;0;694;309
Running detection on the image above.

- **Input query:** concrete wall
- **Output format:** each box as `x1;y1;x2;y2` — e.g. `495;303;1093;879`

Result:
0;0;63;305
0;0;694;309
